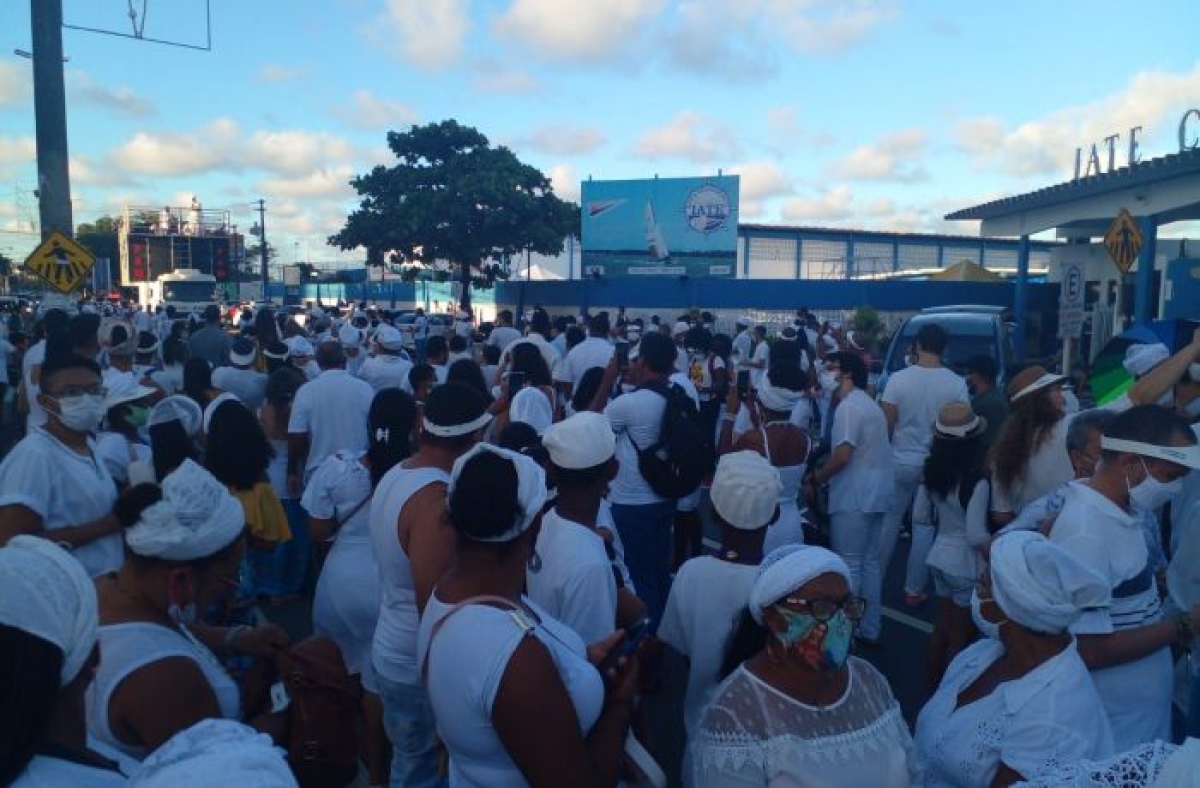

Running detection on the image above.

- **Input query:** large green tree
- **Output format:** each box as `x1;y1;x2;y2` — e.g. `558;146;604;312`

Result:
329;120;579;310
75;214;120;286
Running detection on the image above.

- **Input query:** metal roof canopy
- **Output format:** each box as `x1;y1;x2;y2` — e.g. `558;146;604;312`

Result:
946;149;1200;239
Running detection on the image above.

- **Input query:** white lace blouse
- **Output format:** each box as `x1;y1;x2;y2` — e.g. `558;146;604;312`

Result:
689;657;914;787
1013;740;1180;787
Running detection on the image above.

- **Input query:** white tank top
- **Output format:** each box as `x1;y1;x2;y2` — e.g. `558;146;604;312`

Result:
85;622;240;763
370;464;450;686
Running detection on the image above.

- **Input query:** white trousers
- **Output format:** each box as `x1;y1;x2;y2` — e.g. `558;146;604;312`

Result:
831;510;885;640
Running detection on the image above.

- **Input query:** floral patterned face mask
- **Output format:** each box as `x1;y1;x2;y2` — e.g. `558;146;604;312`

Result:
773;606;855;671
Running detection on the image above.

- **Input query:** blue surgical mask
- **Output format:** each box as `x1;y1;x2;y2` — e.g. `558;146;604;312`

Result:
774;606;854;671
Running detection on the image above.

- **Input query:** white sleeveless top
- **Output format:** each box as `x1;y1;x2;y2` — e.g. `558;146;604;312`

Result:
370;464;450;686
760;420;809;554
85;622;240;763
418;593;605;788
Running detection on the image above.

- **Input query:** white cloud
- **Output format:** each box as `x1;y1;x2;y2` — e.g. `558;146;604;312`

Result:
0;136;36;166
374;0;471;71
768;0;899;55
954;63;1200;178
728;160;792;203
257;167;357;201
827;128;928;182
109;119;240;176
632;111;740;163
517;125;607;156
0;62;31;108
332;90;420;132
494;0;665;63
67;70;154;118
471;66;543;95
258;64;308;83
662;3;776;82
548;164;581;203
781;185;854;222
244;130;358;176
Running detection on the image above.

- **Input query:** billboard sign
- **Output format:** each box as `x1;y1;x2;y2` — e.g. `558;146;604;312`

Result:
581;175;739;278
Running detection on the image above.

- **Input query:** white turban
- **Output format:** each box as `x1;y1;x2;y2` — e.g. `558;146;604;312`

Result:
285;336;314;358
125;459;245;561
1123;342;1169;377
508;387;554;436
756;379;803;413
338;324;363;347
149;395;203;437
711;451;783;531
989;530;1111;634
542;412;615;469
0;536;98;684
449;443;547;543
749;545;850;624
128;719;296;787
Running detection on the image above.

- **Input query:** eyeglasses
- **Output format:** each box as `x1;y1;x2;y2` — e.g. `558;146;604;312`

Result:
46;385;107;398
781;595;867;622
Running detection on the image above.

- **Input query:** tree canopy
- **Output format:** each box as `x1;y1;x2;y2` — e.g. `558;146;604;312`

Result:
329;120;579;309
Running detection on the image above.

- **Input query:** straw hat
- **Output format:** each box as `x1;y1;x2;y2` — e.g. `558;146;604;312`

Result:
933;401;987;440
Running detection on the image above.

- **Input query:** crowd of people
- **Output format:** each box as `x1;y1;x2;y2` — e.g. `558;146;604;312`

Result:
1;295;1200;787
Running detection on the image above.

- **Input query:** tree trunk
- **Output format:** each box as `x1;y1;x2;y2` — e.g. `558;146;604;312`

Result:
458;261;472;311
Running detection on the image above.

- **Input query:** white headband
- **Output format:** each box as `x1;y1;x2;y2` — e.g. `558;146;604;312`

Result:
422;411;493;438
1100;437;1200;469
935;413;984;437
749;545;851;624
1010;372;1065;402
125;460;246;561
448;443;547;543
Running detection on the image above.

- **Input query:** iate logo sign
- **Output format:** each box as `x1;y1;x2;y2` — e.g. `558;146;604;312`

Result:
684;184;730;235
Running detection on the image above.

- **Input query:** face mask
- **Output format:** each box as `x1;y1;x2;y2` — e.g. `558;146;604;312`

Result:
970;589;1002;639
52;393;107;432
773;606;854;671
818;370;838;392
126;405;151;428
1128;458;1183;512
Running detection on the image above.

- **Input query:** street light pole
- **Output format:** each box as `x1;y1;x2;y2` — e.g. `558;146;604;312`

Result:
30;0;73;238
256;198;267;294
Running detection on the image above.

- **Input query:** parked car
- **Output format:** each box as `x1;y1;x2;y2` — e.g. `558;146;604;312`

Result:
876;305;1015;397
394;311;453;349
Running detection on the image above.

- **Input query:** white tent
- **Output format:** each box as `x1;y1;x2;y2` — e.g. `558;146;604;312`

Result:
518;262;566;281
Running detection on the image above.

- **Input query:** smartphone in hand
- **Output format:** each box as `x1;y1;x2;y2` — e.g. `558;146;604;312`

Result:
599;616;652;674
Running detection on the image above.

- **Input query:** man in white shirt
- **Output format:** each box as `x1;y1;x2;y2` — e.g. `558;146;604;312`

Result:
486;310;522;354
411;308;429;363
878;323;969;606
211;337;267;413
358;325;413;393
286;341;375;495
555;313;613;399
748;325;770;390
589;331;676;629
339;324;366;377
731;317;753;372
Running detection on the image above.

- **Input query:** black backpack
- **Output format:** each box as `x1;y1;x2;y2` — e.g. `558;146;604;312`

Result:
633;380;714;499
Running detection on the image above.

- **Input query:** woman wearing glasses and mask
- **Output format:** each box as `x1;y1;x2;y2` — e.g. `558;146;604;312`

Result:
690;545;913;787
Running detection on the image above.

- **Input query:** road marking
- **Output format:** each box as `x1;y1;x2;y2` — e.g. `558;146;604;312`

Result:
700;537;934;634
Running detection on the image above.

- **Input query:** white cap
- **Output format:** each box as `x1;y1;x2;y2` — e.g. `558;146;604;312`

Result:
374;324;405;351
285;336;314;358
508;387;553;435
0;536;98;684
149;395;203;436
672;321;690;336
710;451;783;531
104;373;155;409
542;412;615;469
338;325;363;347
1123;342;1170;377
736;315;752;327
124;460;246;561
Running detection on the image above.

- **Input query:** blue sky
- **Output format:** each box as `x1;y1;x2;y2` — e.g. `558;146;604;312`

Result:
1;0;1198;274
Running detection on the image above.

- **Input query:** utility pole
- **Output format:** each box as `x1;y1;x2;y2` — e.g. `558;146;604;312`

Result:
31;0;73;238
256;198;268;292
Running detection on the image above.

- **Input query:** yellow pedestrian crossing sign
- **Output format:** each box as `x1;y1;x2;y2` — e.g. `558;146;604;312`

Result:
1103;208;1144;275
24;231;97;294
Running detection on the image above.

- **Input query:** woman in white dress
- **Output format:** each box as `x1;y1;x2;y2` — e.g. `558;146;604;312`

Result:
914;530;1115;787
418;444;638;787
917;401;992;684
302;388;416;787
690;545;914;787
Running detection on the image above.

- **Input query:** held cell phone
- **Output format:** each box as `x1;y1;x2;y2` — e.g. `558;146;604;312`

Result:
614;341;630;366
736;370;751;400
506;371;526;400
600;616;653;674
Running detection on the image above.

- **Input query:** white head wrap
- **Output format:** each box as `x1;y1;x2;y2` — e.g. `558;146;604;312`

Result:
374;324;405;351
449;443;547;543
285;336;314;358
542;412;615;469
756;379;803;413
711;451;783;531
749;545;851;624
202;391;243;434
508;387;554;436
989;530;1111;634
150;395;203;436
338;324;363;347
0;536;98;684
125;459;245;561
128;719;296;787
1123;342;1170;377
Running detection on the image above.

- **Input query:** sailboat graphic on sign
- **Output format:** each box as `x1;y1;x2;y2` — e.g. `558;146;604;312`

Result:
645;202;670;261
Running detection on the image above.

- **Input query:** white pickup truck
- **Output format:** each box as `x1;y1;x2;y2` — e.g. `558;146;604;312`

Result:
132;268;219;316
